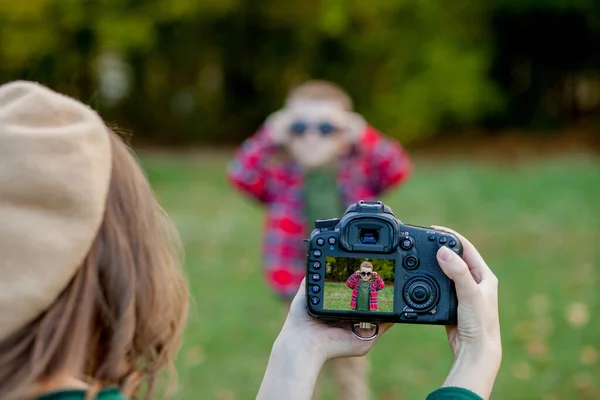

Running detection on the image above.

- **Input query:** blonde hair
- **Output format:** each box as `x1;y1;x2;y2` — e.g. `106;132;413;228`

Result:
0;130;189;400
286;80;354;111
360;261;373;270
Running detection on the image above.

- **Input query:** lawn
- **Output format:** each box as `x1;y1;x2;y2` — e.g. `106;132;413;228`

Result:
141;151;599;400
323;281;394;313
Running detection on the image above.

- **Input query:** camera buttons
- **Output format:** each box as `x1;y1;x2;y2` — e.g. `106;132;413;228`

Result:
312;261;321;269
316;238;325;246
310;297;320;305
448;240;456;248
312;273;321;281
313;250;322;258
400;235;414;250
438;236;447;245
403;255;419;270
428;235;436;241
328;237;337;245
402;312;417;320
311;285;321;293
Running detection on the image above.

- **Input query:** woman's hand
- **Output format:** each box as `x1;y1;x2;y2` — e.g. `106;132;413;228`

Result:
281;279;392;361
433;226;501;400
257;279;392;400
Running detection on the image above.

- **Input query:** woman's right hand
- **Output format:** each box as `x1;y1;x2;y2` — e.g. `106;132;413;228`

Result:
433;226;501;400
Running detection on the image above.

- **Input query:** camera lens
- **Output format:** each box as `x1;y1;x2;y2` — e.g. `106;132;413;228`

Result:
403;277;438;310
359;229;379;245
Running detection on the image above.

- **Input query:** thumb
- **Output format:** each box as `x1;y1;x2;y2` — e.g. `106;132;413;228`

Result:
437;246;478;300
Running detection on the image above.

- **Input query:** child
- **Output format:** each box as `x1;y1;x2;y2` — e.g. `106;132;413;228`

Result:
346;262;385;311
0;81;189;400
228;80;412;399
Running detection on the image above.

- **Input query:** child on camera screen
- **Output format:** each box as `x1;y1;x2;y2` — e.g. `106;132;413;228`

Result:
346;261;385;311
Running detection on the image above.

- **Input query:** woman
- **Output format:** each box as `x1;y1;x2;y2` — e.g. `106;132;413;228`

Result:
0;81;188;400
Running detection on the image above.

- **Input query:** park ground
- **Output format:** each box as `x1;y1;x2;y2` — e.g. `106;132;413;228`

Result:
323;281;394;313
142;150;599;400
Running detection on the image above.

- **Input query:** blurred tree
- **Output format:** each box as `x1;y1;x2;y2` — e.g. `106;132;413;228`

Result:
0;0;597;145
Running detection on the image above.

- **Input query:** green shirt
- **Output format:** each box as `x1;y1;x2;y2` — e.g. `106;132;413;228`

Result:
356;280;370;311
37;388;128;400
426;387;483;400
303;167;344;230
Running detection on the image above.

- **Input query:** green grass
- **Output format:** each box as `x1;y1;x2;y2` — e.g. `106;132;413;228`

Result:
140;151;600;400
323;282;394;313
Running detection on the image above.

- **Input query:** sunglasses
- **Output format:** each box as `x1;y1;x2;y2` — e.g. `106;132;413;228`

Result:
289;120;340;136
360;271;373;277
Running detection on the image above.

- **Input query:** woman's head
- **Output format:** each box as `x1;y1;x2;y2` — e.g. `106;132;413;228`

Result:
0;81;189;399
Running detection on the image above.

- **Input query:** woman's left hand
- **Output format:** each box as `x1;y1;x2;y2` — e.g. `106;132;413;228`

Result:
277;279;393;362
258;279;392;399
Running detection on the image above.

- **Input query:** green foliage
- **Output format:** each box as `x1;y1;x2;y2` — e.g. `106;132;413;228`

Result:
0;1;597;144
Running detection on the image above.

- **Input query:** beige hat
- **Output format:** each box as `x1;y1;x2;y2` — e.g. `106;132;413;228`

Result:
0;81;112;341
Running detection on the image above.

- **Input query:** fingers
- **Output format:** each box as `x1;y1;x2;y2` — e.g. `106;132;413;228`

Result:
289;278;307;312
431;225;495;284
437;246;479;301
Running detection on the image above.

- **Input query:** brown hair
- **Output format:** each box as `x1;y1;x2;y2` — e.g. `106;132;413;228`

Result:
286;80;354;111
360;261;373;270
0;130;189;400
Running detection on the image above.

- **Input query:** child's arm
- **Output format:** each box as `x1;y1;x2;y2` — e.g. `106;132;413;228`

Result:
227;125;279;204
346;272;359;289
362;126;412;196
373;272;385;290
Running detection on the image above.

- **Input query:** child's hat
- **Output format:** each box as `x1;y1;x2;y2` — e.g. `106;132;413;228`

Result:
0;81;112;341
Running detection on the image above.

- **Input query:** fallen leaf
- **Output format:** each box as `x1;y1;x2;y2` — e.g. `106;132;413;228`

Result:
580;346;598;366
511;361;532;381
526;340;548;360
566;303;590;328
574;371;593;391
185;346;204;366
215;389;236;400
535;317;555;338
528;293;550;315
514;321;534;341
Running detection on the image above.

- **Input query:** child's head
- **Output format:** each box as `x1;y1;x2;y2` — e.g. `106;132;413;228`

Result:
0;81;189;399
359;261;374;282
272;80;366;169
285;80;354;112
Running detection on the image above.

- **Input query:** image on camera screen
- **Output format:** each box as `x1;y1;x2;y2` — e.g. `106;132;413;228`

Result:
323;256;394;313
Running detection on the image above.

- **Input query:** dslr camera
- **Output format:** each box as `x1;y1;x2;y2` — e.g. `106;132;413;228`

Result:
306;200;461;325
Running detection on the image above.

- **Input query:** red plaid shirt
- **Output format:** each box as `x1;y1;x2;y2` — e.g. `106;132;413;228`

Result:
345;272;385;311
227;124;412;299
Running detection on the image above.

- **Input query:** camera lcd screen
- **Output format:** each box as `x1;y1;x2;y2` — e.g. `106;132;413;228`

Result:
323;256;394;313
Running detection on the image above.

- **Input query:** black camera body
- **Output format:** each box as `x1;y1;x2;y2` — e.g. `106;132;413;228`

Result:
305;200;461;325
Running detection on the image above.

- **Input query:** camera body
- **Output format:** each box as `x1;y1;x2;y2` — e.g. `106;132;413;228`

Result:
306;200;461;325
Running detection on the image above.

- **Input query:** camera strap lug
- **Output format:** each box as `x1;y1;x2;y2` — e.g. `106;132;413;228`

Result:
351;322;379;341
